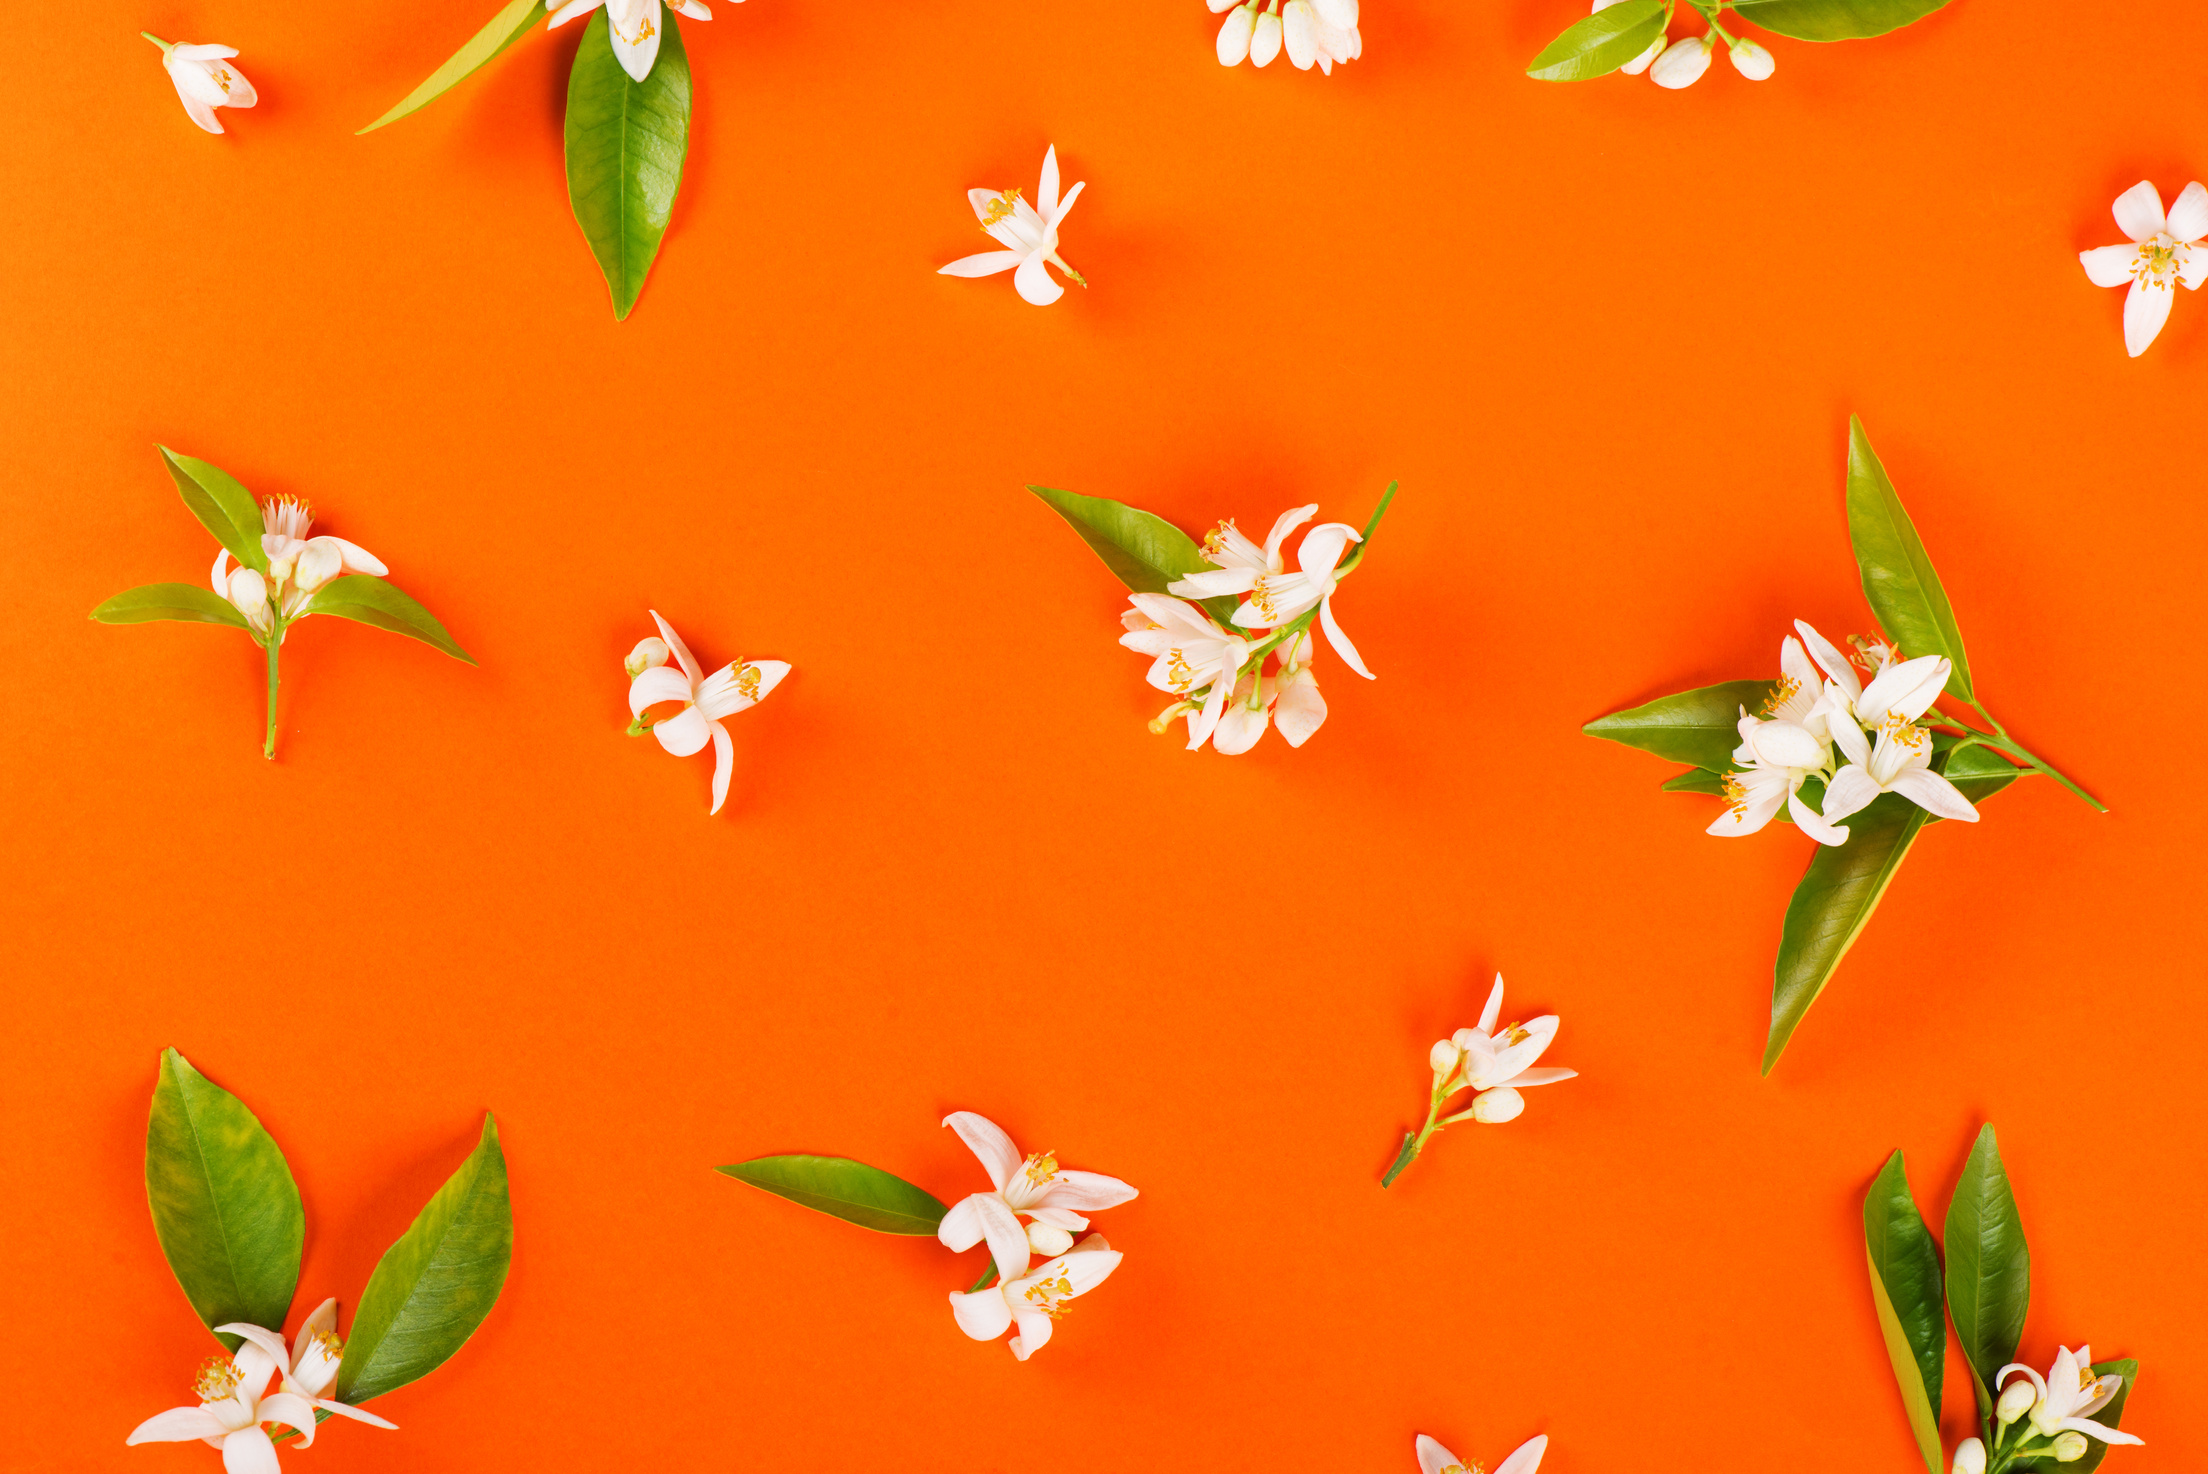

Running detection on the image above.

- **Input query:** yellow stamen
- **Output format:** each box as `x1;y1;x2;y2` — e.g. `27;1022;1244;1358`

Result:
193;1355;241;1402
1165;650;1195;692
1247;576;1279;624
1023;1271;1076;1318
1720;771;1749;820
979;189;1022;230
1759;674;1799;717
735;664;762;703
1201;521;1236;559
1501;1023;1531;1046
1022;1150;1059;1187
2132;238;2189;290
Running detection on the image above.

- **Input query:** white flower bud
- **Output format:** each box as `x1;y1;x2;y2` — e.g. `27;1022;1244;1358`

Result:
1216;4;1255;64
1728;37;1774;79
1620;33;1664;74
1949;1437;1986;1474
1429;1039;1461;1075
2052;1432;2088;1463
1312;0;1357;28
226;567;274;635
1281;0;1318;68
292;539;344;594
625;637;670;677
1470;1086;1524;1124
1025;1221;1074;1257
1996;1378;2037;1426
1250;7;1283;66
1649;34;1712;88
1206;0;1237;10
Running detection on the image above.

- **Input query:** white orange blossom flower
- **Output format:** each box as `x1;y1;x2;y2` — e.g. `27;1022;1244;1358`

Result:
143;35;257;135
936;1111;1138;1281
939;146;1088;306
627;610;789;816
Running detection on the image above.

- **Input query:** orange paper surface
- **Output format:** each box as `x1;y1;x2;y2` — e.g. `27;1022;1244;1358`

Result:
1;0;2202;1468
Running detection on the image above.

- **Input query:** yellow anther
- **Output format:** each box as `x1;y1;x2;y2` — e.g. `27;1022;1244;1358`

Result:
1022;1151;1059;1186
2132;239;2188;290
735;664;762;703
1247;576;1279;624
1165;650;1195;692
980;189;1023;229
1023;1272;1076;1317
1759;675;1799;717
1201;521;1236;558
1502;1024;1531;1046
192;1355;241;1402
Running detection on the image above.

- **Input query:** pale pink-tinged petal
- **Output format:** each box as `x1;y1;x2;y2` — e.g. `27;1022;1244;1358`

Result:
939;250;1023;278
649;609;703;684
1891;766;1979;821
2112;180;2167;243
220;1426;281;1474
1415;1435;1462;1474
628;664;693;716
179;91;225;133
1319;597;1373;678
1495;1435;1549;1474
707;719;733;815
1477;975;1504;1035
127;1407;232;1445
312;1399;397;1429
211;547;233;597
2123;277;2175;357
2081;244;2141;288
943;1112;1022;1191
650;704;712;758
948;1286;1013;1341
1821;765;1882;822
1013;252;1064;306
1023;1206;1090;1231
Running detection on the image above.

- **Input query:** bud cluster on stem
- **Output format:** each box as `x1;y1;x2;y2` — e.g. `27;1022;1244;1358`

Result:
1380;975;1576;1188
1596;0;1776;88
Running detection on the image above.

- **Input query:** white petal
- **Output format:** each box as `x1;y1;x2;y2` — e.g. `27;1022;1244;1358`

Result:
1047;178;1084;228
2080;243;2140;288
211;547;233;597
1318;598;1373;678
170;42;239;60
1788;788;1851;845
650;704;712;758
220;1426;281;1474
707;719;733;815
1890;766;1979;821
1496;1436;1549;1474
629;664;694;718
291;1298;338;1371
255;1393;319;1445
1216;6;1254;63
2111;180;2166;243
649;609;703;684
1821;765;1882;822
546;0;603;26
937;1195;986;1253
1477;975;1504;1035
1250;9;1282;64
2056;1419;2143;1446
1005;1305;1055;1360
167;55;230;105
1210;697;1270;755
2123;277;2175;356
606;0;663;81
179;91;225;133
216;1324;292;1380
312;1399;397;1430
328;538;384;575
948;1287;1013;1342
1416;1435;1461;1474
2165;180;2208;241
1273;670;1327;746
1013;252;1064;306
1706;787;1784;837
1028;1169;1139;1213
1281;0;1317;66
127;1408;232;1445
1036;146;1060;219
1792;620;1859;704
942;1112;1021;1191
939;250;1022;278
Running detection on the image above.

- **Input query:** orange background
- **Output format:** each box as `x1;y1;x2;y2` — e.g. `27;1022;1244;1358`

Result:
2;0;2203;1468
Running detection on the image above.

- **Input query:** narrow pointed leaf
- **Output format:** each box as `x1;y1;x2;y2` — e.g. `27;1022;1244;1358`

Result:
358;0;545;134
565;9;690;320
1944;1124;2031;1415
145;1049;303;1351
336;1114;514;1405
1844;417;1974;702
1863;1151;1945;1473
1929;741;2023;819
1764;790;1930;1073
1028;485;1240;625
1526;0;1665;79
717;1155;949;1235
307;574;475;663
1660;767;1730;796
161;447;267;575
1730;0;1955;40
1585;680;1773;773
2070;1360;2139;1473
92;583;252;630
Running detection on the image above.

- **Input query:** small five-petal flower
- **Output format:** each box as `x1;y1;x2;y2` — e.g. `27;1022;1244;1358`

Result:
127;1319;395;1472
935;1111;1138;1282
2080;180;2207;357
939;146;1088;306
626;610;789;815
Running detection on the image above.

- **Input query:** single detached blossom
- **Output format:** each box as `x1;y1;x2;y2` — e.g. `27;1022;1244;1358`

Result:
2079;180;2208;357
547;0;715;83
948;1233;1123;1360
939;146;1087;307
936;1111;1138;1282
143;35;257;135
1121;592;1255;751
626;610;789;816
1996;1345;2142;1449
210;496;387;637
1213;0;1359;70
1386;975;1576;1186
127;1320;394;1471
1416;1433;1548;1474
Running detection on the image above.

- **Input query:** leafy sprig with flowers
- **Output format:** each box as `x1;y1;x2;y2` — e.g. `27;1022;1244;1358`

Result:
1865;1127;2142;1474
1528;0;1953;89
127;1051;511;1470
92;448;471;759
1032;482;1395;755
1586;418;2100;1073
1383;974;1577;1187
721;1112;1138;1361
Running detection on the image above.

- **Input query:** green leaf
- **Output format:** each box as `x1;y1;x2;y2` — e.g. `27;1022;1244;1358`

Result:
307;574;475;664
1730;0;1955;41
1660;767;1730;797
716;1155;949;1235
2069;1359;2139;1473
1764;790;1929;1073
565;9;691;320
336;1114;514;1405
161;447;267;575
1027;485;1241;626
357;0;545;134
1526;0;1667;79
1934;741;2023;816
1864;1150;1946;1474
92;583;252;630
1944;1124;2031;1417
145;1049;303;1351
1844;416;1975;703
1585;680;1772;773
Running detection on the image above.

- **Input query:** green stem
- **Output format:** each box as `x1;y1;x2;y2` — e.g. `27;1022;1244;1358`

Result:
140;30;174;51
263;637;280;760
1381;1085;1449;1188
1927;708;2105;813
967;1261;999;1293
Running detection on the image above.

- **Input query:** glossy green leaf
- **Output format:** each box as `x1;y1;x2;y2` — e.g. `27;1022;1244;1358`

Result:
565;9;691;320
1863;1151;1945;1473
1585;680;1772;773
1944;1124;2031;1416
1764;790;1929;1073
716;1155;949;1235
145;1049;303;1350
91;583;252;630
358;0;545;134
1934;741;2023;816
336;1114;514;1405
308;575;475;664
1844;417;1974;702
1028;485;1240;625
1526;0;1666;79
2069;1359;2139;1473
1660;767;1730;797
1731;0;1955;41
161;447;267;575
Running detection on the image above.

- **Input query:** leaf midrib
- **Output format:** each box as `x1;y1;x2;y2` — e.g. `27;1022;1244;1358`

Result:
351;1158;490;1388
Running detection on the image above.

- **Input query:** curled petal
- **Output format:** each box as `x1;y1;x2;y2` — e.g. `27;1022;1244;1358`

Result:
2081;243;2140;289
948;1286;1013;1342
628;664;694;718
650;704;712;758
1013;252;1064;306
1821;765;1882;823
943;1111;1021;1192
707;719;733;815
1496;1436;1550;1474
220;1425;281;1474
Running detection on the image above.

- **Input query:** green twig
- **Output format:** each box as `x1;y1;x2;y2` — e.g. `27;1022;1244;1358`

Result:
263;637;281;760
